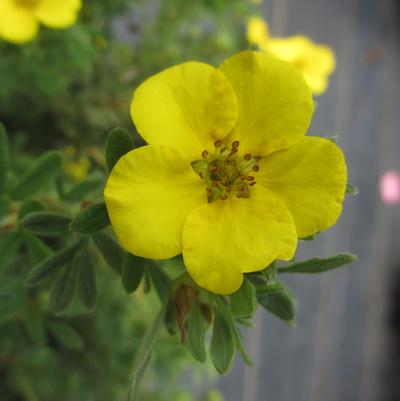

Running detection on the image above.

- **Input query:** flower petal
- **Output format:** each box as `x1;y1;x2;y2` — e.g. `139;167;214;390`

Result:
267;36;336;95
219;51;313;156
257;136;347;238
182;186;297;294
131;62;239;160
104;145;206;259
0;1;38;44
34;0;82;29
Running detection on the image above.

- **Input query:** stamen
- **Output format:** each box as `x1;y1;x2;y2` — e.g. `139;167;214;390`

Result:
192;141;259;202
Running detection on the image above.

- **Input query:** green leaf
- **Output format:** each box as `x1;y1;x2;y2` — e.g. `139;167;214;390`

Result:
230;278;256;319
105;127;134;172
24;309;47;346
23;234;53;265
63;173;105;202
0;197;9;220
300;234;317;241
346;183;359;196
210;309;235;374
49;322;84;350
149;265;171;302
10;151;63;201
69;202;110;235
278;253;357;274
256;281;296;324
0;123;10;195
129;301;168;401
122;253;146;293
231;321;253;366
49;257;79;315
216;295;252;366
77;245;97;310
164;300;177;335
186;302;206;362
20;212;71;236
92;232;125;274
18;199;46;221
25;240;84;287
0;231;21;273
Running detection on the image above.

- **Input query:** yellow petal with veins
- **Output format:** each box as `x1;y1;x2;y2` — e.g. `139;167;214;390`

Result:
182;186;297;294
104;145;206;259
257;136;347;238
219;51;313;157
131;62;239;161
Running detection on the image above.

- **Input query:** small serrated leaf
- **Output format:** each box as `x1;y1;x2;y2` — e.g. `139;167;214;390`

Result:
69;202;110;235
10;151;63;201
105;127;134;172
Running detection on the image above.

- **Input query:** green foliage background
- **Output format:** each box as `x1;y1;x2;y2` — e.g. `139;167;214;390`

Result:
0;1;254;400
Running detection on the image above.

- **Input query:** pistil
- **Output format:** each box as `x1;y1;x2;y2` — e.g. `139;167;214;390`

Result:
191;140;260;202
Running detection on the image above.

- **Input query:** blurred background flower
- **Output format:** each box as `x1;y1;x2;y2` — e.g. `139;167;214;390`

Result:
247;16;335;94
0;0;82;44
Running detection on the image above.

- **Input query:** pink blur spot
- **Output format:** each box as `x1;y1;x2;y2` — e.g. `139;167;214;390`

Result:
380;170;400;204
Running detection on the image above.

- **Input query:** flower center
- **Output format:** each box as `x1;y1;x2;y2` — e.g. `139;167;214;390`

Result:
13;0;39;9
191;140;260;202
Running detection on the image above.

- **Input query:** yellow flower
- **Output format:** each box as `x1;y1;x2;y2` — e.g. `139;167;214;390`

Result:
63;146;90;182
0;0;82;44
247;17;336;95
104;51;347;295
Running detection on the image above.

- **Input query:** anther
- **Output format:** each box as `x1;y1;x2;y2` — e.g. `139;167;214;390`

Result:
221;195;228;200
244;154;252;161
226;185;232;192
247;176;254;181
231;140;239;149
214;140;222;147
249;181;256;186
202;150;208;158
237;193;243;198
252;165;259;172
